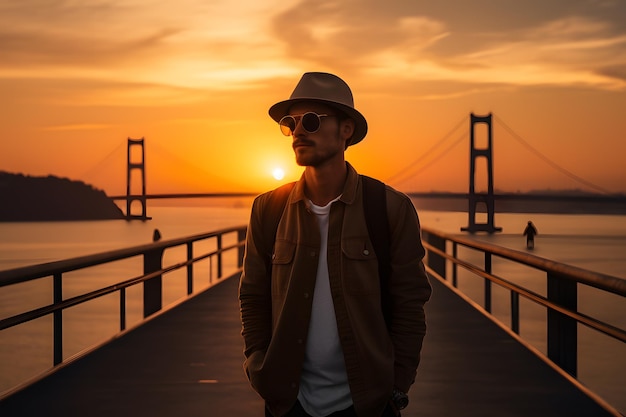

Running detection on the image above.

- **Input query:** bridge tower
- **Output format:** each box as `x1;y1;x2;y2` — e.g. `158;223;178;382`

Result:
126;138;149;220
461;113;501;233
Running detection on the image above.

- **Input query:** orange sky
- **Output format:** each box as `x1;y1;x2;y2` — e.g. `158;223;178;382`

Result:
1;0;625;196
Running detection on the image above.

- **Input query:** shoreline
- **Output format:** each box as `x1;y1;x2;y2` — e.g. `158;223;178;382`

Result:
410;195;626;215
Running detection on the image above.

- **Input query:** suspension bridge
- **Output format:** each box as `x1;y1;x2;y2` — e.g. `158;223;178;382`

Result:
103;113;624;226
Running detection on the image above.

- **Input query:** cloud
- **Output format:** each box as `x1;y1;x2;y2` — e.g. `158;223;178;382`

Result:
597;64;626;83
270;0;450;72
41;124;115;132
370;17;626;92
0;1;188;76
0;27;182;68
459;16;626;90
1;0;625;94
0;0;301;91
268;1;626;92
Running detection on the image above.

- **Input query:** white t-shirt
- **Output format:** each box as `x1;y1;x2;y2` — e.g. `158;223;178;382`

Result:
297;197;352;417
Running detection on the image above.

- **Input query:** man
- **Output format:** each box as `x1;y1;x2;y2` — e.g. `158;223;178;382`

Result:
239;72;432;417
523;220;538;249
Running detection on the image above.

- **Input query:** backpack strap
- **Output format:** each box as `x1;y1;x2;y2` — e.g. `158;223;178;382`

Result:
259;181;296;262
361;175;392;326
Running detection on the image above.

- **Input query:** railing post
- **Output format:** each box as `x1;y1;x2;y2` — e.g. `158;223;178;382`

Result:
511;292;519;334
423;230;446;279
143;247;164;318
452;243;458;287
238;229;247;268
187;242;193;295
484;252;492;313
53;272;63;366
547;272;578;376
217;235;223;278
120;288;126;331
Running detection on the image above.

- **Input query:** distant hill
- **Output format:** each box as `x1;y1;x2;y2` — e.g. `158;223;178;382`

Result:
0;172;125;221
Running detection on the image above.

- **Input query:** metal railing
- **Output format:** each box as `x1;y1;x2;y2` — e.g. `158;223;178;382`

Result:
0;225;247;381
421;226;626;378
3;223;625;407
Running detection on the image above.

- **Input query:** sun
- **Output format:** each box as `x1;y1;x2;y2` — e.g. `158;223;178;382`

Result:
272;167;285;181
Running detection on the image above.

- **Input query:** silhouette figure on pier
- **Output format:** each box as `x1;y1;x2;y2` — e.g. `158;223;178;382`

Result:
523;221;538;249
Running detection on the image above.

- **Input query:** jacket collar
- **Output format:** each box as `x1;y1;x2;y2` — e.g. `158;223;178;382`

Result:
289;162;359;206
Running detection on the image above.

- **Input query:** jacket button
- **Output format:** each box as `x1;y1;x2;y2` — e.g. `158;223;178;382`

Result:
363;249;370;255
304;292;309;299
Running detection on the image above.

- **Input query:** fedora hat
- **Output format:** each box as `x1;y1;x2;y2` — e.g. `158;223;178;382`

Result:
269;72;368;146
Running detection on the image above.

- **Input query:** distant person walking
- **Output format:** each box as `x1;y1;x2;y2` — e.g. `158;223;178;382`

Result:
523;221;537;249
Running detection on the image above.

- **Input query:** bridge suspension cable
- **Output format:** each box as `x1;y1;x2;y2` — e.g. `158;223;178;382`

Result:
384;115;467;187
80;141;126;183
493;115;612;195
148;140;223;180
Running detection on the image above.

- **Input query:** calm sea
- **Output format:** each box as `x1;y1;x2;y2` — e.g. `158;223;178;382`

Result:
1;198;625;412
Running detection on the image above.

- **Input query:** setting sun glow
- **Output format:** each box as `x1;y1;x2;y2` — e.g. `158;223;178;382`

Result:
272;168;285;181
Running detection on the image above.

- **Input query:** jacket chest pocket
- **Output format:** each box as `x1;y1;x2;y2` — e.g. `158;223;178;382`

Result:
271;239;296;295
342;237;379;294
272;239;295;264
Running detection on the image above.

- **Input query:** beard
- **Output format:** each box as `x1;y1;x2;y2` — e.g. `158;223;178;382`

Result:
293;142;343;167
292;129;345;167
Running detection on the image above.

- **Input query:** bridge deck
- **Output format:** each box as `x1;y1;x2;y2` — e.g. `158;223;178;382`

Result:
0;275;615;417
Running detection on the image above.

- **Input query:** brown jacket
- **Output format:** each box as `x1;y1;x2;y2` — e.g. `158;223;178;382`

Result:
239;163;431;417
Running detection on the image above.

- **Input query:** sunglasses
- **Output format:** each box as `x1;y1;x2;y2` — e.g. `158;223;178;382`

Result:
278;112;334;136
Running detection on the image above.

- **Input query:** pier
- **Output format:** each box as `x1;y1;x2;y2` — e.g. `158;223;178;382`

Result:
1;226;625;416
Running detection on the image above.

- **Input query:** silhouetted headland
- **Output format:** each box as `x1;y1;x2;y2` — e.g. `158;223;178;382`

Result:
0;171;124;221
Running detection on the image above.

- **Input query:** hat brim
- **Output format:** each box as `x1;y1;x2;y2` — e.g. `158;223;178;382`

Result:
269;98;368;146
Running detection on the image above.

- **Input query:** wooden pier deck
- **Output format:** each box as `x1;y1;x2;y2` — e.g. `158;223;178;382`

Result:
0;274;617;417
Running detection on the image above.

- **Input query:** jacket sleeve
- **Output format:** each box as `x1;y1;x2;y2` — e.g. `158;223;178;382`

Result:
239;194;273;379
386;192;432;393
